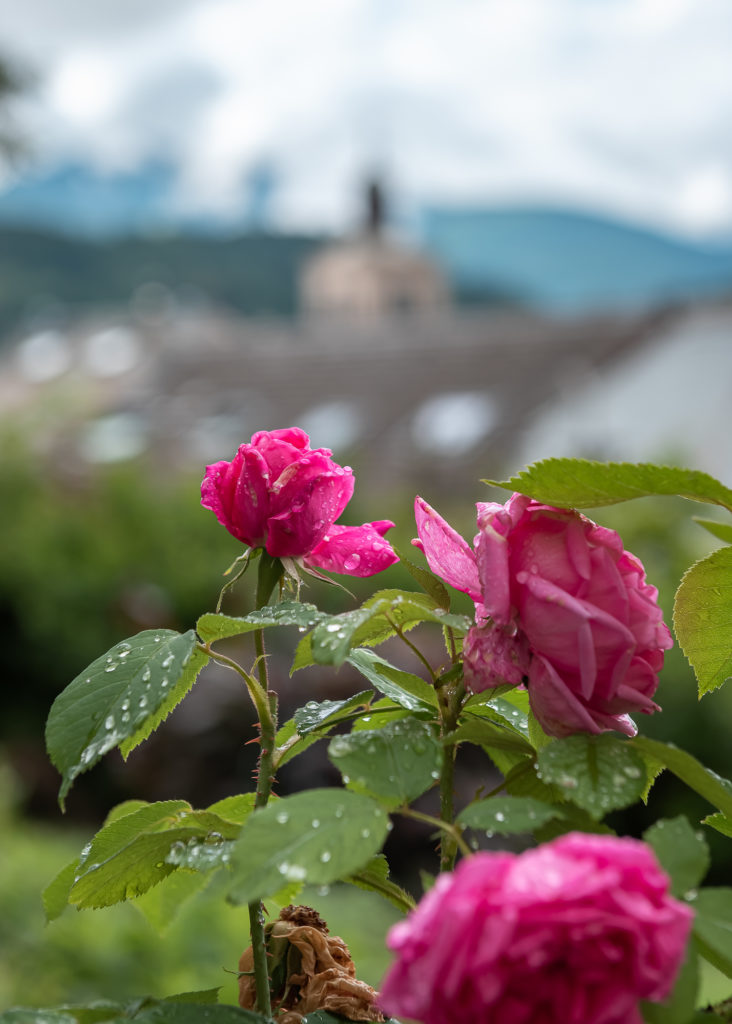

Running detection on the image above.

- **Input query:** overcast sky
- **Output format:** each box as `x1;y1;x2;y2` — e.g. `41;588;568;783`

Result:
1;0;731;237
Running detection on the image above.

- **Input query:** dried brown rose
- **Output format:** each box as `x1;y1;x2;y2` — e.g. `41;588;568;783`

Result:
238;905;384;1023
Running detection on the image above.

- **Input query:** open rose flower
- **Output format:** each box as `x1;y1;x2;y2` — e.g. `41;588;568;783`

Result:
379;833;693;1024
414;493;672;736
202;428;398;577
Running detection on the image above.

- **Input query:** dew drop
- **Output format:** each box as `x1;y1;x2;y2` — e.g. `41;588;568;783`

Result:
311;819;320;829
104;663;117;673
360;828;370;839
161;653;175;669
142;666;151;682
320;850;331;863
335;805;345;818
325;623;341;633
138;696;148;708
276;811;289;824
161;677;169;689
494;811;505;823
104;715;115;730
343;553;361;572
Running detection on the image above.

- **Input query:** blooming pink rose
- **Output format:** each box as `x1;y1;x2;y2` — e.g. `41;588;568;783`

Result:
201;428;398;577
380;833;693;1024
414;494;672;737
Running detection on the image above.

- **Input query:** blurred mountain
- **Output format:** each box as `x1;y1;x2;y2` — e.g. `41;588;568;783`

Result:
420;206;732;312
2;160;732;332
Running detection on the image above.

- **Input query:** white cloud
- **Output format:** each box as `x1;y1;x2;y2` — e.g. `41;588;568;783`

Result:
1;0;731;236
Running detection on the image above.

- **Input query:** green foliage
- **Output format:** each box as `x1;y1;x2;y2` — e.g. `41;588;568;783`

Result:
303;589;469;667
328;719;443;809
643;817;710;896
692;890;732;978
674;546;732;696
45;631;202;807
490;458;732;512
293;692;374;734
641;945;700;1024
631;738;732;820
694;519;732;545
197;603;326;644
46;798;252;914
457;795;565;835
536;734;647;819
344;854;416;914
227;789;390;905
347;649;438;713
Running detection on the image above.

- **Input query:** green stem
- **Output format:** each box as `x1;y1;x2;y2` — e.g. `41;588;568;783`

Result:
247;553;281;1018
398;807;472;860
386;614;438;684
438;678;465;873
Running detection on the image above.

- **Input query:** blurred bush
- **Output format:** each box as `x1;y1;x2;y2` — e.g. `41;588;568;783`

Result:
0;761;398;1009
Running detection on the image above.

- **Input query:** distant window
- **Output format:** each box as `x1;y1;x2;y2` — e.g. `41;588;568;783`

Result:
412;392;498;455
83;325;141;377
299;400;362;452
80;413;148;463
16;330;71;382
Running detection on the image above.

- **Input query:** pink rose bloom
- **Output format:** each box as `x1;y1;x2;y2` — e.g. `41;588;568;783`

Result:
201;428;398;577
414;494;672;737
380;833;693;1024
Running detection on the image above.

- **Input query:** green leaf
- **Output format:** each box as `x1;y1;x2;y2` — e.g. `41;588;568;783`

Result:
503;757;564;802
537;734;647;819
391;544;451;608
130;1004;266;1024
345;853;416;913
704;813;732;839
694;519;732;545
309;590;469;667
444;718;534;755
533;802;616;840
640;943;699;1024
120;646;209;759
631;738;732;819
674;547;732;696
69;801;243;909
43;858;79;922
692;889;732;978
228;789;389;904
163;990;221;1005
643;817;711;896
197;602;326;643
489;459;732;512
0;1013;79;1024
46;630;199;808
464;689;530;738
457;795;565;834
347;648;438;712
133;868;211;933
329;718;442;808
351;697;411;731
293;691;374;734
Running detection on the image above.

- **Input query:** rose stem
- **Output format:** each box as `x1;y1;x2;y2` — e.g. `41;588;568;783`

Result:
246;552;281;1017
438;677;465;873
